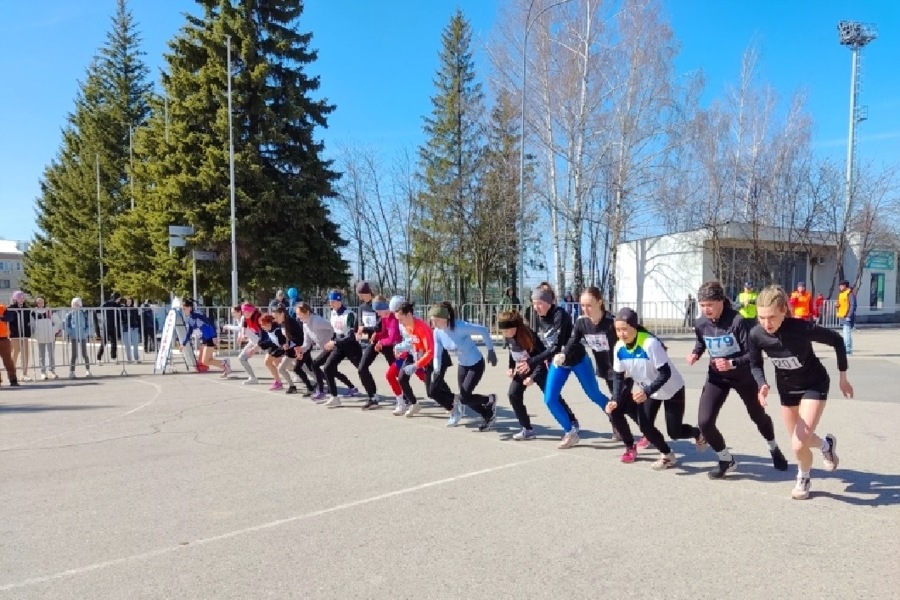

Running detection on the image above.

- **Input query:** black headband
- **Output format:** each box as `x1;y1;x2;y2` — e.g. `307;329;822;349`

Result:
497;319;518;329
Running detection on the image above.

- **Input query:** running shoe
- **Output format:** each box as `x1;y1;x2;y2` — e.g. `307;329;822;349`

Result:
362;397;379;410
512;428;535;441
302;388;315;398
393;400;408;416
84;369;93;378
447;401;463;427
621;447;638;463
771;447;789;471
405;403;421;418
651;453;677;471
243;377;258;385
821;434;839;472
269;381;283;391
325;395;342;408
791;476;811;500
285;385;298;395
39;373;47;381
636;436;650;450
48;371;58;380
312;391;328;403
557;430;580;449
707;459;737;479
478;405;497;432
221;359;232;377
344;387;360;398
68;371;76;380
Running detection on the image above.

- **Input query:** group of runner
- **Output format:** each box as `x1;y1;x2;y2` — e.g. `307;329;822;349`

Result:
185;279;851;501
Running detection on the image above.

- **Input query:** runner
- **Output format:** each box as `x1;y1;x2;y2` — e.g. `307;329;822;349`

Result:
430;302;499;431
498;310;578;440
742;285;852;500
320;290;363;407
357;294;400;410
609;308;706;470
532;284;608;449
384;296;427;413
236;303;262;384
257;314;290;391
687;281;788;479
272;306;316;395
395;301;454;418
180;298;230;376
561;287;645;461
295;302;347;402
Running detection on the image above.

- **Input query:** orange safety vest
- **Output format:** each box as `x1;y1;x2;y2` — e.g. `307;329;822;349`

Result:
0;305;8;338
790;291;812;319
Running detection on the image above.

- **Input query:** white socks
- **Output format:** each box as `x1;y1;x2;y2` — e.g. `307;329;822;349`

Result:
767;439;779;451
716;449;733;462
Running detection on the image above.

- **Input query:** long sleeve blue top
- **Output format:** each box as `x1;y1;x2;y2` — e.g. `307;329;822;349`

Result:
433;319;495;371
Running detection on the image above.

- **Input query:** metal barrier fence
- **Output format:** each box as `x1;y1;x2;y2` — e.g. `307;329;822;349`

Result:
1;299;841;381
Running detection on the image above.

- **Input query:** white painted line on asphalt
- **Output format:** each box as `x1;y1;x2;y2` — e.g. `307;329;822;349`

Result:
0;452;558;593
0;379;161;451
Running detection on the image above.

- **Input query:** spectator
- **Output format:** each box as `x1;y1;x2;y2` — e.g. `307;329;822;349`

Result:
682;294;696;327
836;279;857;355
813;293;826;324
31;296;61;380
788;282;813;321
141;300;157;352
268;289;289;313
8;291;31;381
121;297;141;363
97;292;122;361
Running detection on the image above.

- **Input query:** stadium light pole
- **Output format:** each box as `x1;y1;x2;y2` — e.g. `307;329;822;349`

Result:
519;0;572;301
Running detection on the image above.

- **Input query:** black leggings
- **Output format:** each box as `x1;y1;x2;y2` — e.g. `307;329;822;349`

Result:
508;370;577;430
608;380;639;447
314;347;358;396
400;350;454;409
293;352;315;391
698;378;776;452
457;360;492;419
638;387;699;455
358;344;395;398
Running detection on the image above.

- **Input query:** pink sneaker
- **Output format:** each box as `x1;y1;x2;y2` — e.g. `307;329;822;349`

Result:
636;437;650;450
269;381;283;391
621;447;638;463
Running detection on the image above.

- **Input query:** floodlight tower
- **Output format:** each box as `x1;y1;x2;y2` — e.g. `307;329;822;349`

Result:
837;21;877;214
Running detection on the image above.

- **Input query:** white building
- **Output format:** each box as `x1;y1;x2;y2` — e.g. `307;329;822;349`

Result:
0;240;27;294
616;223;898;323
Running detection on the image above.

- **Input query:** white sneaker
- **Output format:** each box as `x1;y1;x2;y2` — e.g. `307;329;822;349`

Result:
393;399;408;416
325;396;342;408
68;371;76;380
557;430;580;449
39;373;48;381
405;403;421;418
84;370;93;378
791;476;811;500
49;371;58;380
243;377;258;385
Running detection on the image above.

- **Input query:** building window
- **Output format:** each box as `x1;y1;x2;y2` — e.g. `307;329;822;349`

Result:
16;261;21;271
0;261;7;272
0;280;10;289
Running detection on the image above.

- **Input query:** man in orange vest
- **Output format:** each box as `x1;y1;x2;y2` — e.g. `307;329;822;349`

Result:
0;303;20;387
836;279;857;354
789;282;813;321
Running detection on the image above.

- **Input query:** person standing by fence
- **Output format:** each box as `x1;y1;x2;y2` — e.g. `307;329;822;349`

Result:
0;301;19;387
8;291;32;381
65;297;92;379
789;282;813;321
121;297;141;363
31;297;61;380
836;280;857;355
737;282;757;320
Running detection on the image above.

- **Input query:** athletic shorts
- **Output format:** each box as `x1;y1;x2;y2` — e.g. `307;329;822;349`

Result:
778;386;828;407
201;337;217;348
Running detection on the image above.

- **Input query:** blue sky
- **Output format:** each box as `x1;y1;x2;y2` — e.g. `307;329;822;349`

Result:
1;0;898;243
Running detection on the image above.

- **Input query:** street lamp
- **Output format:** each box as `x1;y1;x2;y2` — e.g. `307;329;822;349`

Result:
518;0;573;300
226;35;238;308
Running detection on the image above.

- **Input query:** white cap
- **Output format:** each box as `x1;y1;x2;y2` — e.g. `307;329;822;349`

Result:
389;295;406;312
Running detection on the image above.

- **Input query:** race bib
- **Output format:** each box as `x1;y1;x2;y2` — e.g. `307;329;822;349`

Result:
770;356;802;370
362;313;377;328
510;349;529;363
704;335;740;358
584;334;609;353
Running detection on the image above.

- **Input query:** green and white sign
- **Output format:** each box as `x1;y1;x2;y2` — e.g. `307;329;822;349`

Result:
865;251;895;271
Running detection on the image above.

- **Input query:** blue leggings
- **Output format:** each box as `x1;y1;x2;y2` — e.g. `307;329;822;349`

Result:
544;355;609;432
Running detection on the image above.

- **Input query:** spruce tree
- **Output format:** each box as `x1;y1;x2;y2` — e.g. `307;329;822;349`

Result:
25;0;152;305
416;9;486;304
115;0;348;304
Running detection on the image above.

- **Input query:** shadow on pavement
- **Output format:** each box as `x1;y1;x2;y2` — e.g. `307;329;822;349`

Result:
2;382;101;391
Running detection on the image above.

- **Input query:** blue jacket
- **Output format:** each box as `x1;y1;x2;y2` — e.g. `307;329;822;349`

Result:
433;319;494;371
65;310;93;341
182;311;217;345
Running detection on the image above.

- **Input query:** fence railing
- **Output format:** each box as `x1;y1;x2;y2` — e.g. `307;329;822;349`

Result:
0;299;842;381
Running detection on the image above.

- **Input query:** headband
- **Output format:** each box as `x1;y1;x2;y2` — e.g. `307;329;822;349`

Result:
497;319;518;329
531;288;554;304
373;300;390;311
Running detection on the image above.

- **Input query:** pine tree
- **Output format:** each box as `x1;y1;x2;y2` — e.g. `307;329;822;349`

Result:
416;9;486;305
477;89;523;300
113;0;348;305
25;0;152;306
